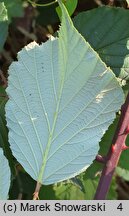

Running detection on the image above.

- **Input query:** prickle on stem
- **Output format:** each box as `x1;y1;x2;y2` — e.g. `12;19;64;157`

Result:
122;143;129;151
111;144;115;153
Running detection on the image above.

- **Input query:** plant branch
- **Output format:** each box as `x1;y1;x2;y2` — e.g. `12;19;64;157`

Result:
94;92;129;200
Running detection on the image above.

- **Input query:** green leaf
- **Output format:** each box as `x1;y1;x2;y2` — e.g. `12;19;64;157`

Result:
73;6;129;81
56;0;78;19
123;81;129;97
5;0;124;185
116;167;129;181
83;178;98;200
54;182;85;199
0;148;11;199
39;185;57;200
83;176;117;200
0;0;24;21
84;160;102;180
70;177;85;193
0;2;8;51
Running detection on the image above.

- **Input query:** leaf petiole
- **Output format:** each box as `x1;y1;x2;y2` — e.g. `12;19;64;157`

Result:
27;0;58;7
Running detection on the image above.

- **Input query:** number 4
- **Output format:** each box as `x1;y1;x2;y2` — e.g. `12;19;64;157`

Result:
117;203;123;211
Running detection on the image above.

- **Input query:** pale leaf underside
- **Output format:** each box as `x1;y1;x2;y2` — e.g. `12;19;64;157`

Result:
5;1;124;185
0;148;10;199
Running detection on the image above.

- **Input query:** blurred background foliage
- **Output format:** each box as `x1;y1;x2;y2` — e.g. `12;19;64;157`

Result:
0;0;129;200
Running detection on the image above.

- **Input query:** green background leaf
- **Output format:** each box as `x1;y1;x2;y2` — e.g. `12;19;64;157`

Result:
56;0;78;19
0;0;24;21
0;2;8;51
73;6;129;81
116;167;129;181
54;182;85;200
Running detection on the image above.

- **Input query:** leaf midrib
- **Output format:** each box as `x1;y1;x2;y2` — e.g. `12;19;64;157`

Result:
38;38;67;183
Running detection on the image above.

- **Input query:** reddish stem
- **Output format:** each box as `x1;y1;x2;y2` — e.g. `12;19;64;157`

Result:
33;182;42;200
94;92;129;200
